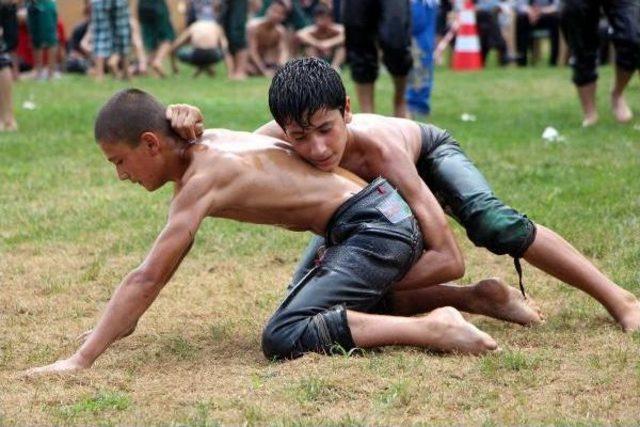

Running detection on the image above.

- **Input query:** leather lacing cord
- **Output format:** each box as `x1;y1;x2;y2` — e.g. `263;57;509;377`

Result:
514;257;527;299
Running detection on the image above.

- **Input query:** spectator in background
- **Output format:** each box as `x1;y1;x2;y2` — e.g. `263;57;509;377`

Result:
186;0;220;25
1;25;16;131
560;0;639;126
220;0;249;79
65;0;91;74
257;0;312;30
343;0;412;117
171;18;233;78
26;0;58;80
90;0;131;82
406;0;438;119
476;0;508;65
295;3;344;70
515;0;559;67
246;0;289;77
0;0;18;79
138;0;175;77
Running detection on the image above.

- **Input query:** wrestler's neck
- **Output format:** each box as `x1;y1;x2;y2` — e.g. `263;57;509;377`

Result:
165;137;192;184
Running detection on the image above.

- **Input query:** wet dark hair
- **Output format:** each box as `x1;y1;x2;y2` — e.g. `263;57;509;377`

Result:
268;57;346;130
94;88;174;146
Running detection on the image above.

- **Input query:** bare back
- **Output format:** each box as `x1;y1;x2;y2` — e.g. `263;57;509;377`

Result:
181;129;366;235
188;21;224;49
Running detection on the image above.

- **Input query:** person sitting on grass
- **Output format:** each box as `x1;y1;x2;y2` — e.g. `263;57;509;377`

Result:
170;18;233;79
172;57;640;331
295;3;345;70
25;88;499;377
246;0;289;78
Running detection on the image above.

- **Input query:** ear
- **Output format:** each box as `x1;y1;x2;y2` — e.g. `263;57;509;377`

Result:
344;96;353;124
140;132;161;156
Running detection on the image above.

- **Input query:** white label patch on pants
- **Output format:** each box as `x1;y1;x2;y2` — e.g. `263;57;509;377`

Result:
376;190;413;224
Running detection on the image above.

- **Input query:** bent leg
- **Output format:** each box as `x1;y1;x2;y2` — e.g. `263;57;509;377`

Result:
523;225;640;331
391;278;543;326
348;307;497;354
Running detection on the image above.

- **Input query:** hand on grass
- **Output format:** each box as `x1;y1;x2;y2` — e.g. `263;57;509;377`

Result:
166;104;205;142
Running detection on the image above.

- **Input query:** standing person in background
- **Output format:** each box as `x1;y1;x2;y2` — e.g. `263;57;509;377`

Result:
26;0;58;80
406;0;439;120
560;0;639;126
220;0;249;79
476;0;509;66
0;0;18;79
515;0;559;67
137;0;175;77
0;25;17;131
90;0;131;82
342;0;412;117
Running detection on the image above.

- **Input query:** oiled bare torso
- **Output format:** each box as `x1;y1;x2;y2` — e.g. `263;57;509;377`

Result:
186;129;366;235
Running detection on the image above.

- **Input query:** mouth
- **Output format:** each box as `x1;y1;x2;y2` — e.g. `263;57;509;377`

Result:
314;155;334;168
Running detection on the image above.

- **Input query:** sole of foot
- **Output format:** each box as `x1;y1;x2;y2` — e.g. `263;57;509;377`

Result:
427;307;498;355
472;278;544;326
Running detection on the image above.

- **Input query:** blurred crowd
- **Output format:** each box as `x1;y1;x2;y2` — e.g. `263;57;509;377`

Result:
0;0;637;130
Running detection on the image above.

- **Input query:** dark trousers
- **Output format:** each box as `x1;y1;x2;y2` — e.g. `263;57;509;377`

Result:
516;12;560;66
560;0;640;86
342;0;412;82
477;9;508;65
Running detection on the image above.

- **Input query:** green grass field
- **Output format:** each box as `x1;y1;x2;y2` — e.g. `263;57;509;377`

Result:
1;63;639;425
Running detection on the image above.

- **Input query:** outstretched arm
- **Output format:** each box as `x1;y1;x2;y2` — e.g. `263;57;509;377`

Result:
254;119;287;139
25;179;215;376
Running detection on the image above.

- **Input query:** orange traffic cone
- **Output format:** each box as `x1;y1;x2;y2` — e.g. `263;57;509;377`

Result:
452;0;483;71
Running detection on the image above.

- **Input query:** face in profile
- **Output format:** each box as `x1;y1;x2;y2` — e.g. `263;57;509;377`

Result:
282;105;351;172
99;137;166;192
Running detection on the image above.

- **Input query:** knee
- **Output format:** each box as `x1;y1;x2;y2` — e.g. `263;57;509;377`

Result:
613;40;640;72
466;207;536;258
381;47;412;77
348;50;378;83
445;253;465;281
261;319;296;361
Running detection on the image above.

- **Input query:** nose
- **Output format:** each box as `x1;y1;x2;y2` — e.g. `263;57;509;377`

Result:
309;135;329;159
117;168;129;181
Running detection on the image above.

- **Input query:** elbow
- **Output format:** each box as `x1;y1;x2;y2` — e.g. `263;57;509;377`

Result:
123;269;161;301
437;245;465;282
446;253;465;281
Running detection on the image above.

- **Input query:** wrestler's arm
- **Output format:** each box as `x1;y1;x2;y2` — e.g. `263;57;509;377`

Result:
379;151;464;290
24;175;219;376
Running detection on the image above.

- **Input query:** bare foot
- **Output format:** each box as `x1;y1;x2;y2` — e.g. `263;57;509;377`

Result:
611;93;633;123
582;112;599;127
422;307;498;354
469;278;544;326
613;292;640;332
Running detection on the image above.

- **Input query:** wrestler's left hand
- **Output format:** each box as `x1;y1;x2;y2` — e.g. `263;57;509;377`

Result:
166;104;205;142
